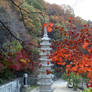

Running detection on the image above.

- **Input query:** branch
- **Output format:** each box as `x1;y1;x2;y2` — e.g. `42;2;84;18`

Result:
9;0;45;23
9;0;42;14
0;20;38;48
0;20;23;42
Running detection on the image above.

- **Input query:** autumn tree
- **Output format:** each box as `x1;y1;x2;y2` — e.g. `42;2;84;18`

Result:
51;18;92;84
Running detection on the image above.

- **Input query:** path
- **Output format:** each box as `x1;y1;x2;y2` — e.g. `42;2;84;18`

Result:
30;79;82;92
52;79;81;92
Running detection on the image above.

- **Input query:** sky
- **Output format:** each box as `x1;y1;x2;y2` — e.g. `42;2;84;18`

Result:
44;0;92;21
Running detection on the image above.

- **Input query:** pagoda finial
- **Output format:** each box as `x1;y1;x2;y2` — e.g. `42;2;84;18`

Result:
43;27;48;37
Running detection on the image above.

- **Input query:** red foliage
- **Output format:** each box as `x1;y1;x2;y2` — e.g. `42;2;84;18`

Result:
3;49;32;72
43;23;47;27
0;63;4;72
39;64;42;67
49;22;54;27
82;41;89;50
51;23;92;82
47;61;50;65
9;64;22;71
86;81;92;88
46;69;52;75
69;16;73;20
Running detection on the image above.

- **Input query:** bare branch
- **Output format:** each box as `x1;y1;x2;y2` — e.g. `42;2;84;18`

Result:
0;20;23;42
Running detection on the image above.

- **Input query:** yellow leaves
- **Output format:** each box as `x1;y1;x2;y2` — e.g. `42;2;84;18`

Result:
10;46;13;49
50;15;59;22
62;62;66;65
27;59;30;62
20;58;30;63
20;59;26;63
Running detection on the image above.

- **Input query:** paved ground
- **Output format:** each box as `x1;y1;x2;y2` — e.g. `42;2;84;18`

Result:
30;79;82;92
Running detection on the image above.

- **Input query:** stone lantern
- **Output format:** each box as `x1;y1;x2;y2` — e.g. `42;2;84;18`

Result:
38;27;54;92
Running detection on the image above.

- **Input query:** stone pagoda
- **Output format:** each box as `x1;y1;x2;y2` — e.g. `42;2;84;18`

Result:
38;27;54;92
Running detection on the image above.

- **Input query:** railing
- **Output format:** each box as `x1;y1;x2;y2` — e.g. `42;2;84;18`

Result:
0;76;38;92
0;79;20;92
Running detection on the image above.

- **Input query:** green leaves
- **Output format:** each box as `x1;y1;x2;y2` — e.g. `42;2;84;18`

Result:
61;72;68;81
3;40;22;54
83;88;92;92
69;72;82;84
22;2;35;12
26;0;43;10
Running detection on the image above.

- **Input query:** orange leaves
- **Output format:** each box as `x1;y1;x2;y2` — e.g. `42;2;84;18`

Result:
51;56;58;62
64;54;69;59
79;56;92;77
79;63;84;68
47;22;54;32
88;48;92;54
47;61;50;65
81;28;88;32
78;68;84;74
58;57;63;62
87;71;92;78
58;51;62;57
62;62;66;65
42;22;54;32
57;62;66;66
71;66;78;72
57;62;62;65
47;26;52;32
49;22;54;27
89;27;92;31
82;41;89;50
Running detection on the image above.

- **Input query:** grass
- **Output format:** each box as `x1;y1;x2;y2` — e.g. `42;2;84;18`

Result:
27;85;38;91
